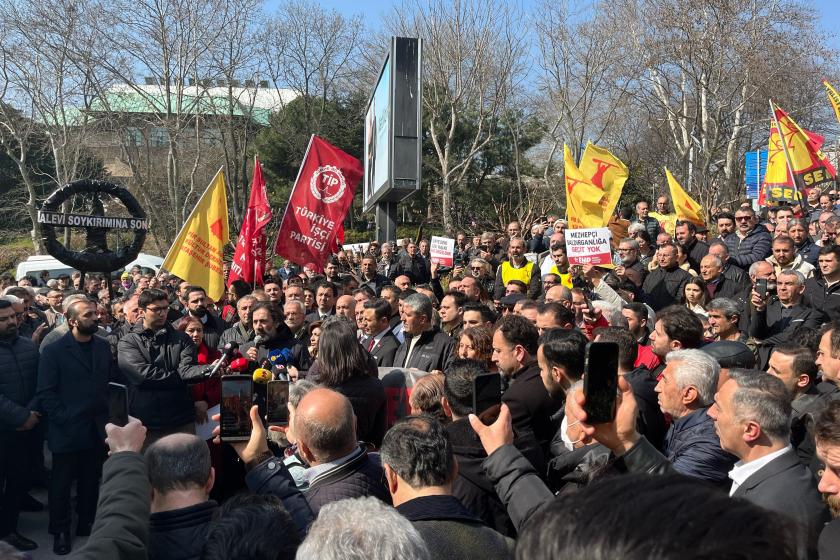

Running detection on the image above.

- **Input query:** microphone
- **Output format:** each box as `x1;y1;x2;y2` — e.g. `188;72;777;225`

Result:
253;367;272;384
253;334;264;347
228;357;250;372
205;341;240;377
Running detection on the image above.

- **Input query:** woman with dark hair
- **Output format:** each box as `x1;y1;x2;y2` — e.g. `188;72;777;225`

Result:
177;316;221;427
457;326;494;371
681;276;710;318
307;321;322;360
309;319;387;446
221;279;252;326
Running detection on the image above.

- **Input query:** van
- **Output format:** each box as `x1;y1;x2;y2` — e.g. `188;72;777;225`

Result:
16;253;164;281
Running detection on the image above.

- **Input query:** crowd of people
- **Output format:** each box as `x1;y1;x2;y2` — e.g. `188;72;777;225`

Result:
2;190;840;559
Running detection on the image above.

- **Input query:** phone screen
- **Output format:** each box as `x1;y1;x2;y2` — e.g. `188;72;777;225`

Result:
266;380;290;426
755;278;768;298
108;382;128;427
472;373;502;425
221;376;253;442
583;342;619;424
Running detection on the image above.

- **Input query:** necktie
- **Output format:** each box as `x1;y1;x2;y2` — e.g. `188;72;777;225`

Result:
367;337;376;352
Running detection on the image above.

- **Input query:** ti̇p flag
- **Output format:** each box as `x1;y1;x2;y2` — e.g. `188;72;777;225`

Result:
229;157;272;286
273;135;362;272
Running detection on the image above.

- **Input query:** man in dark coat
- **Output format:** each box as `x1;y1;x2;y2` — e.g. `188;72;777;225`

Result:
117;289;207;446
288;388;390;516
171;286;226;350
494;316;563;473
725;207;773;270
804;244;840;323
218;295;256;350
709;370;828;556
642;243;692;311
240;302;311;372
813;401;840;559
393;294;454;372
393;242;430;285
381;416;514;560
675;220;709;273
0;299;40;552
38;299;121;554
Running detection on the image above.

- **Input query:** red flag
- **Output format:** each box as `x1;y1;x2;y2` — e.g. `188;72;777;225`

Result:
229;157;273;286
273;136;362;272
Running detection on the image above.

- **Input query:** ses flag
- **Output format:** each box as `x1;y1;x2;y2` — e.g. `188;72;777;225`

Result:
228;157;272;287
273;136;362;272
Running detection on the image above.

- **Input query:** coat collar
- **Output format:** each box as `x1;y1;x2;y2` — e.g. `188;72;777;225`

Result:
396;495;482;524
730;447;799;496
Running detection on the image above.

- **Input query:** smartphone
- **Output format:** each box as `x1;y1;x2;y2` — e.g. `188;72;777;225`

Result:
755;278;768;299
583;342;619;424
266;380;290;426
220;375;253;442
108;382;128;427
472;373;502;425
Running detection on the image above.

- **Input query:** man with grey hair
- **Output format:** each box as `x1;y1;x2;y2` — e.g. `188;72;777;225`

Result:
707;298;744;342
283;299;308;340
654;349;737;485
219;294;256;349
393;293;454;372
709;369;828;551
707;241;751;291
699;255;743;301
296;496;430;560
615;237;647;286
749;269;823;370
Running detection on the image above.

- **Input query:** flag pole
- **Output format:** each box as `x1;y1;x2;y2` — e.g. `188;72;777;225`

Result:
769;99;802;205
162;166;226;268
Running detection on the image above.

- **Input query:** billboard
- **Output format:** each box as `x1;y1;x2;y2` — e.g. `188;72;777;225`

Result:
363;37;423;212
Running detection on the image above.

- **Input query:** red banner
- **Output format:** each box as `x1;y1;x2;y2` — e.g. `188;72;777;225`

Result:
229;157;272;286
273;136;362;271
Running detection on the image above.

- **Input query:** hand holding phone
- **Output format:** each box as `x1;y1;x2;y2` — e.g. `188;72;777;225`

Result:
108;382;129;427
220;375;253;442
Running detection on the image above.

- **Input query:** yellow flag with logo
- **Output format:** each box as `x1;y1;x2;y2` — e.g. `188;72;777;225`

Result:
823;79;840;125
578;142;629;222
163;168;230;300
564;144;609;229
664;168;704;227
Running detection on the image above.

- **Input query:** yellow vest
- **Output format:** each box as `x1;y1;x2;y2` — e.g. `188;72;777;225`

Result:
549;268;574;289
501;260;534;287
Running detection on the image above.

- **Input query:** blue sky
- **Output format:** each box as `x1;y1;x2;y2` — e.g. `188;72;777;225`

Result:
314;0;840;49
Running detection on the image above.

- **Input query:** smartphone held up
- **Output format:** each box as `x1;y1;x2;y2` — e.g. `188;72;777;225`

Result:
582;341;619;424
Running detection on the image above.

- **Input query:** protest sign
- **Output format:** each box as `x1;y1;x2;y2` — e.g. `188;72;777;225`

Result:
565;228;612;266
429;236;455;266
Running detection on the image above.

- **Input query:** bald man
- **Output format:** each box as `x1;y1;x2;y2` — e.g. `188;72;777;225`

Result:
334;295;357;326
544;285;572;308
294;388;390;515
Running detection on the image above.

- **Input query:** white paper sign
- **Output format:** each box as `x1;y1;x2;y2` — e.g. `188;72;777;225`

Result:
565;228;612;265
429;236;455;266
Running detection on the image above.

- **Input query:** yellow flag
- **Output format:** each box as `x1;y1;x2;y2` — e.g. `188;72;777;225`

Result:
823;79;840;125
162;169;230;300
578;142;629;222
664;168;704;227
564;144;609;229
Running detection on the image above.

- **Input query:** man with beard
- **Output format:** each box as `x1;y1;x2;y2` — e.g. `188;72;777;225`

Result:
37;299;119;554
674;220;709;273
0;299;40;552
615;238;647;287
241;301;311;371
173;287;225;349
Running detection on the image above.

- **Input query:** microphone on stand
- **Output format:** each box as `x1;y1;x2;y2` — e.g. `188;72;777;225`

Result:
205;341;239;377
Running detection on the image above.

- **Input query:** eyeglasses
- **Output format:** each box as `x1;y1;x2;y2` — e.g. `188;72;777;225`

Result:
144;306;168;314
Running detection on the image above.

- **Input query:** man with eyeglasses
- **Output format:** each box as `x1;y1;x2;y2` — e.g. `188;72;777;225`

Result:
117;288;206;447
615;238;647;287
724;207;772;270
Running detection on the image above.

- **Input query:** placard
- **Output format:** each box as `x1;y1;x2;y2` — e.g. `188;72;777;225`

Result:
429;236;455;266
565;228;612;266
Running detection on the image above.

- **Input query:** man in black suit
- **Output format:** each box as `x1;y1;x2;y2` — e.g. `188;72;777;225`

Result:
361;299;399;368
305;281;336;323
494;315;563;473
709;369;828;554
814;401;840;559
37;299;120;554
748;269;824;369
699;255;746;303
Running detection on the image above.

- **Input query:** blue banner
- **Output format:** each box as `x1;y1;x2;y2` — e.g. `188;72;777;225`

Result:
745;150;767;200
